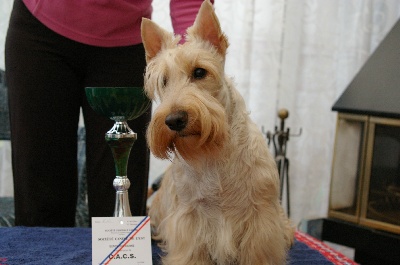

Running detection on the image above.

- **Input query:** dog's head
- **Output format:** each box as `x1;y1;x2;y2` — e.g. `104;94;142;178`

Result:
141;0;232;162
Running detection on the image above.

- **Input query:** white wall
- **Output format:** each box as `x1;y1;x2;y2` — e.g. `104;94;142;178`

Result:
0;0;13;197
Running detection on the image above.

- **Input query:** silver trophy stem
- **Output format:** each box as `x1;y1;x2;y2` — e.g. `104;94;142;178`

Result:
105;121;137;217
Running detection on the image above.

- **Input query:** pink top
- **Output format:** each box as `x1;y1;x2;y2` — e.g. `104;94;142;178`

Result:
22;0;209;47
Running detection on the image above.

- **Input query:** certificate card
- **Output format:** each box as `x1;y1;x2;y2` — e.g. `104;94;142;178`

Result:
92;216;152;265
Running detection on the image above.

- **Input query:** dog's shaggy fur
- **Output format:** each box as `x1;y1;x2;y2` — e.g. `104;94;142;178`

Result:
141;1;294;264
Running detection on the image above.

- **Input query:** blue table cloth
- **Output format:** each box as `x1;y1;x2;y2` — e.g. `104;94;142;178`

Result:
0;227;355;264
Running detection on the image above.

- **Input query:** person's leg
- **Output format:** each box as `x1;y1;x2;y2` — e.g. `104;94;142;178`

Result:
82;44;151;218
5;0;82;226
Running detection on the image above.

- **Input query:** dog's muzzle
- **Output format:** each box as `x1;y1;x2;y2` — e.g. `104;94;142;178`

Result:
165;111;188;131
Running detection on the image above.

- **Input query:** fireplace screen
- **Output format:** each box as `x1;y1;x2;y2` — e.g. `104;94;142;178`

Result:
363;118;400;229
329;114;400;234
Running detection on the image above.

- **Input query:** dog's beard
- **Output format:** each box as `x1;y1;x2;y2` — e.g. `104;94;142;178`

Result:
147;91;229;162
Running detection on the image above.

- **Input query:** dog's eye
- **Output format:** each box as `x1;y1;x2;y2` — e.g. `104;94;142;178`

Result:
193;68;207;79
163;76;168;87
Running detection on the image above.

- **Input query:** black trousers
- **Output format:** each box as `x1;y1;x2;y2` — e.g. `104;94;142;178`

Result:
5;0;151;226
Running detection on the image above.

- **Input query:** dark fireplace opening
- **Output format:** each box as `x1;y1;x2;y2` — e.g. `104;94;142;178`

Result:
367;124;400;226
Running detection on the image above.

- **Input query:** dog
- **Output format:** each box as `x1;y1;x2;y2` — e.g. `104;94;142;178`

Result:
141;1;294;264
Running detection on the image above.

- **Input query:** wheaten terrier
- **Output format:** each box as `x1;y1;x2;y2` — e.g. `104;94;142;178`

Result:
141;1;294;264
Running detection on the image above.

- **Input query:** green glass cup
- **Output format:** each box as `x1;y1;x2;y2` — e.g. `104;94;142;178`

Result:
85;87;150;217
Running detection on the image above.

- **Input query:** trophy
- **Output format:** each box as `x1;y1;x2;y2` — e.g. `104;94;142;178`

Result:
85;87;150;217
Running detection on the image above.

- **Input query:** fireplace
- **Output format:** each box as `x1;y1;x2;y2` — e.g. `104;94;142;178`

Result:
329;19;400;234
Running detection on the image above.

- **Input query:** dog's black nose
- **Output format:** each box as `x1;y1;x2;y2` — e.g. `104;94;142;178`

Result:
165;111;188;131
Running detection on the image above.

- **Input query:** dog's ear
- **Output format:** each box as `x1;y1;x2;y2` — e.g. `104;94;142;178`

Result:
141;18;179;62
187;0;228;56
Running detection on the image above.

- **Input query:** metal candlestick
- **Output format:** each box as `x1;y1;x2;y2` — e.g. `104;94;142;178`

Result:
265;108;302;217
